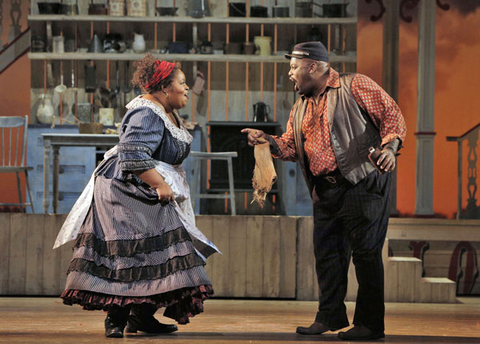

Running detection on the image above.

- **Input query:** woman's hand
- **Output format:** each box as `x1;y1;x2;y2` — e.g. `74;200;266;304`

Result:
135;168;174;206
155;183;175;206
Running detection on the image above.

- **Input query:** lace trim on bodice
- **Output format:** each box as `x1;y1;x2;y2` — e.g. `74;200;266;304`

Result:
126;96;193;144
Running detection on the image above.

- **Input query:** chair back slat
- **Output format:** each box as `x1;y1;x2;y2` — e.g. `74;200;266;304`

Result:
8;128;12;166
15;126;20;166
0;116;28;168
1;128;4;166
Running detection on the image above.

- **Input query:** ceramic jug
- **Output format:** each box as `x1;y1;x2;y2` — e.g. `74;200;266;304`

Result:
36;94;55;124
132;33;146;53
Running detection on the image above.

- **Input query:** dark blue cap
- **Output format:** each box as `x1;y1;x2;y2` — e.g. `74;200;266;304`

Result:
285;41;329;62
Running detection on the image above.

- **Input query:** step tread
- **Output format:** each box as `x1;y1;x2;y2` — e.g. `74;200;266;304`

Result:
388;257;422;262
422;277;455;284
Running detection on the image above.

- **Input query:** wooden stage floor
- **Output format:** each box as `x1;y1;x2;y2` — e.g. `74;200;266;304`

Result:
0;298;479;344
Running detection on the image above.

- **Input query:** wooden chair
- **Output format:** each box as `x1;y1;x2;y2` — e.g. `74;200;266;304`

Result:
0;116;35;213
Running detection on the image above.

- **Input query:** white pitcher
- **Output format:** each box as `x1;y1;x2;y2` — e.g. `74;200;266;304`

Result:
132;33;146;53
36;94;55;124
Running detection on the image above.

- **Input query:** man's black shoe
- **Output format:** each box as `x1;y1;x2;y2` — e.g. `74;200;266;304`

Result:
296;322;342;335
337;326;385;340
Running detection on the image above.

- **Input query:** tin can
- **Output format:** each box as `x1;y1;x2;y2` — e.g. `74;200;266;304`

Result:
109;0;125;16
127;0;147;17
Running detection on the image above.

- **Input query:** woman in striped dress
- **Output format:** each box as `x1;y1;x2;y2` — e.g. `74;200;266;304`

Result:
58;54;218;338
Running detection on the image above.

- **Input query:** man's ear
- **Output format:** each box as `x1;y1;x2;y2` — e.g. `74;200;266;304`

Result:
308;61;317;74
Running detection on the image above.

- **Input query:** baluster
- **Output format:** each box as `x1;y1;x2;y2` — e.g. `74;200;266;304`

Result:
466;130;479;218
8;0;21;42
0;0;3;48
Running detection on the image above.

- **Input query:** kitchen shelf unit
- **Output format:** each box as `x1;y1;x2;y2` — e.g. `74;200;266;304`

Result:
28;2;358;215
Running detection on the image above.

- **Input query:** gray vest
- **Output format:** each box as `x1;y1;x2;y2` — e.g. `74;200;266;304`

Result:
292;73;381;194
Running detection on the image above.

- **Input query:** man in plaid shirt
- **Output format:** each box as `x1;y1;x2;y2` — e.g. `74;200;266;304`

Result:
242;41;406;341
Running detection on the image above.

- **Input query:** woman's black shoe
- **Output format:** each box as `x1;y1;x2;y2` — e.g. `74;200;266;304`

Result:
125;304;178;334
104;305;130;338
125;313;178;334
104;316;125;338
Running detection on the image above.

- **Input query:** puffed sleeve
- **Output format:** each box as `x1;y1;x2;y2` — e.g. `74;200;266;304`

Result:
117;107;164;172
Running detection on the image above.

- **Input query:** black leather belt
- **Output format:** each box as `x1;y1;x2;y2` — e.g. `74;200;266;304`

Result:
321;169;343;185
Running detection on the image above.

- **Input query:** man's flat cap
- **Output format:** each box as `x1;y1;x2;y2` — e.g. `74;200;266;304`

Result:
285;41;329;62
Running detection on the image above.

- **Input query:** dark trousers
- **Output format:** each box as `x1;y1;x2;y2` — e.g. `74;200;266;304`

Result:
312;170;391;333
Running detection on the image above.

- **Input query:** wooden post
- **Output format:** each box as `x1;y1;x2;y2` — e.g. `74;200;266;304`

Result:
383;0;400;215
415;0;437;216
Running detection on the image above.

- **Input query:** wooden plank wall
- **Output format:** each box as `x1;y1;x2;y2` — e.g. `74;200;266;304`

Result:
0;214;299;298
2;214;477;299
197;216;297;298
0;214;72;296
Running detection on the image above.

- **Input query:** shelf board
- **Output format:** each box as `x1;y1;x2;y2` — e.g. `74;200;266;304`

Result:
28;14;357;25
28;52;356;64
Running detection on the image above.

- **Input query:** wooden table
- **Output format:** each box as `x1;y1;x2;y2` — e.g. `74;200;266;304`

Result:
42;133;119;214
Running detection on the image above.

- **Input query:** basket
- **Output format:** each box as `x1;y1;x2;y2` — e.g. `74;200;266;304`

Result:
78;123;104;134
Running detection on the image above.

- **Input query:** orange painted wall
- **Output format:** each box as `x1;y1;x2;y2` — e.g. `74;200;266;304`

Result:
0;55;31;206
357;1;480;218
0;0;31;208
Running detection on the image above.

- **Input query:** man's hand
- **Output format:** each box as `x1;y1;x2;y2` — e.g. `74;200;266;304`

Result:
241;128;267;146
377;148;396;173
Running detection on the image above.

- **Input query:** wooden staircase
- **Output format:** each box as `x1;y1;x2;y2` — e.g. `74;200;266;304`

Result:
345;239;457;303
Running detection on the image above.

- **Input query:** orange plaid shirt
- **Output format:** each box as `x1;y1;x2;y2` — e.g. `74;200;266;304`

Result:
271;68;407;176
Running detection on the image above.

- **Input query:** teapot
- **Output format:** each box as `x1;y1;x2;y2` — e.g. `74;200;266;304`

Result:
253;101;271;122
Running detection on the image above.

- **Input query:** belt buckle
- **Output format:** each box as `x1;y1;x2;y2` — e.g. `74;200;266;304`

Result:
325;176;337;184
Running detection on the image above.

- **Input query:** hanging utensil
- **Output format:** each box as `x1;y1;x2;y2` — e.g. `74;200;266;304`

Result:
85;62;97;93
122;61;132;107
54;62;67;94
108;60;120;108
115;60;121;98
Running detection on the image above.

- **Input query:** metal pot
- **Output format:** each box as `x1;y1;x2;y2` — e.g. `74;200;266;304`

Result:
295;2;311;18
156;7;178;16
272;6;289;17
59;4;79;15
224;42;242;55
251;6;268;17
187;0;210;18
37;2;61;14
229;2;246;17
321;3;349;18
168;41;189;54
88;3;108;15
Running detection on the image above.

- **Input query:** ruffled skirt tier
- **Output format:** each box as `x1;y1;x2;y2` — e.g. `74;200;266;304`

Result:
61;176;213;324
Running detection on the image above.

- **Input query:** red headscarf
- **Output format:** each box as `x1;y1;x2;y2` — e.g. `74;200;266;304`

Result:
145;60;175;90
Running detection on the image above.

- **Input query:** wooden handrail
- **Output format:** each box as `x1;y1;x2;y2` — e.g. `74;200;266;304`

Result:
446;123;480;219
446;122;480;141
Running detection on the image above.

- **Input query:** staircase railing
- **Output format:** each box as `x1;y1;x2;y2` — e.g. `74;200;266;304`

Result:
0;0;30;74
0;26;30;74
447;123;480;219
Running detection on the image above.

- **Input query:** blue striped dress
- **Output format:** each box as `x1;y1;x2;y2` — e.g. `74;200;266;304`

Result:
61;97;214;324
